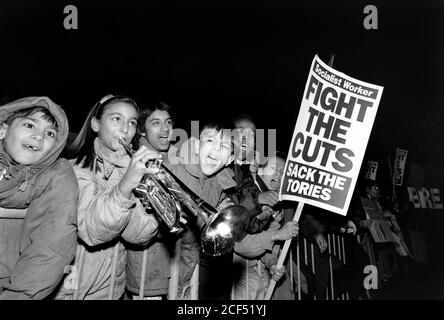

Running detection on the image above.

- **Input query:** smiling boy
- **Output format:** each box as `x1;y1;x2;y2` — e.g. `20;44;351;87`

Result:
1;110;58;165
0;96;78;300
165;123;236;208
162;122;239;298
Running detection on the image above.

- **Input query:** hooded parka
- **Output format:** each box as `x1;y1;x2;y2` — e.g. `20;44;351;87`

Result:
0;96;78;300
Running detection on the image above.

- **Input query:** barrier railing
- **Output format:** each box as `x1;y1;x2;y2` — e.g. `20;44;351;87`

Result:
2;207;427;300
31;222;415;300
127;229;405;300
166;232;363;300
267;232;366;300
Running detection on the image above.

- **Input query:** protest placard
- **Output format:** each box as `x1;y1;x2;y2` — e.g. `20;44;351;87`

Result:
267;55;384;300
369;220;395;243
365;160;378;181
360;196;395;243
280;55;384;215
393;148;408;186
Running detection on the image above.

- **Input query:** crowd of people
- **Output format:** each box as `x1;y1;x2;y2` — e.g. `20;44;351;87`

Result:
0;95;413;300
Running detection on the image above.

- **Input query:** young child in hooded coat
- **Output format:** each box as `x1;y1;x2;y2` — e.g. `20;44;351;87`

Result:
0;96;78;300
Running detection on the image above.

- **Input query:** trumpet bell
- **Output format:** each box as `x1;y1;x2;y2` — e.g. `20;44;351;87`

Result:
201;205;249;256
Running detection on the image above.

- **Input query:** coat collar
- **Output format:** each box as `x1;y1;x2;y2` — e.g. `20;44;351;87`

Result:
94;138;129;180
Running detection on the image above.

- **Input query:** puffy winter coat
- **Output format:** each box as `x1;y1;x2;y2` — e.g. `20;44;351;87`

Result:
0;97;78;300
54;138;158;300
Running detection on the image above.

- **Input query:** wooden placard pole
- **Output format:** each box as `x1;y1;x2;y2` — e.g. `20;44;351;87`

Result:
265;201;304;300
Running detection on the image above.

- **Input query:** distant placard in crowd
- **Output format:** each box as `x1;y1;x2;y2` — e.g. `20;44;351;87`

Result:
361;196;394;243
408;187;443;210
369;220;395;243
280;55;384;216
393;148;408;186
364;160;378;181
404;162;444;210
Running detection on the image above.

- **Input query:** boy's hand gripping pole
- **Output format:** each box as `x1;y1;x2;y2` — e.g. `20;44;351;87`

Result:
265;202;304;300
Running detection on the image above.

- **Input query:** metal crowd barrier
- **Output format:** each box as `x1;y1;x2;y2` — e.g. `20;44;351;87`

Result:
291;233;350;301
0;206;401;301
70;229;412;300
224;232;352;301
134;232;365;300
270;232;380;300
69;230;395;300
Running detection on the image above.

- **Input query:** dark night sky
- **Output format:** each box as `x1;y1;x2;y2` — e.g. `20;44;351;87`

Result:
1;0;444;167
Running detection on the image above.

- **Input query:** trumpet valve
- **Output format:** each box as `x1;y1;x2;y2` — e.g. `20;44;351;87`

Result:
135;183;149;195
146;158;163;169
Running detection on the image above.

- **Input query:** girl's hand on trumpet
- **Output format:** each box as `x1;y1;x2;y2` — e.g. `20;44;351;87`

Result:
118;145;162;199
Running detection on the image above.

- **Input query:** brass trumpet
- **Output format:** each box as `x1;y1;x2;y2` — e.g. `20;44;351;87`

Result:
118;138;182;232
118;138;248;256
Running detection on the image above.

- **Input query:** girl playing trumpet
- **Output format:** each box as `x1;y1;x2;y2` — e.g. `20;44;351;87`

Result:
55;94;160;300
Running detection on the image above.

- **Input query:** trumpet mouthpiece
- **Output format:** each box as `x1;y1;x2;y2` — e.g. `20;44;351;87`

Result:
118;137;135;155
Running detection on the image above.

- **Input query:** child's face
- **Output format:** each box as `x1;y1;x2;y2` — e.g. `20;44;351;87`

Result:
143;110;173;152
233;119;255;161
92;102;138;153
196;129;234;176
0;111;58;165
259;156;286;191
